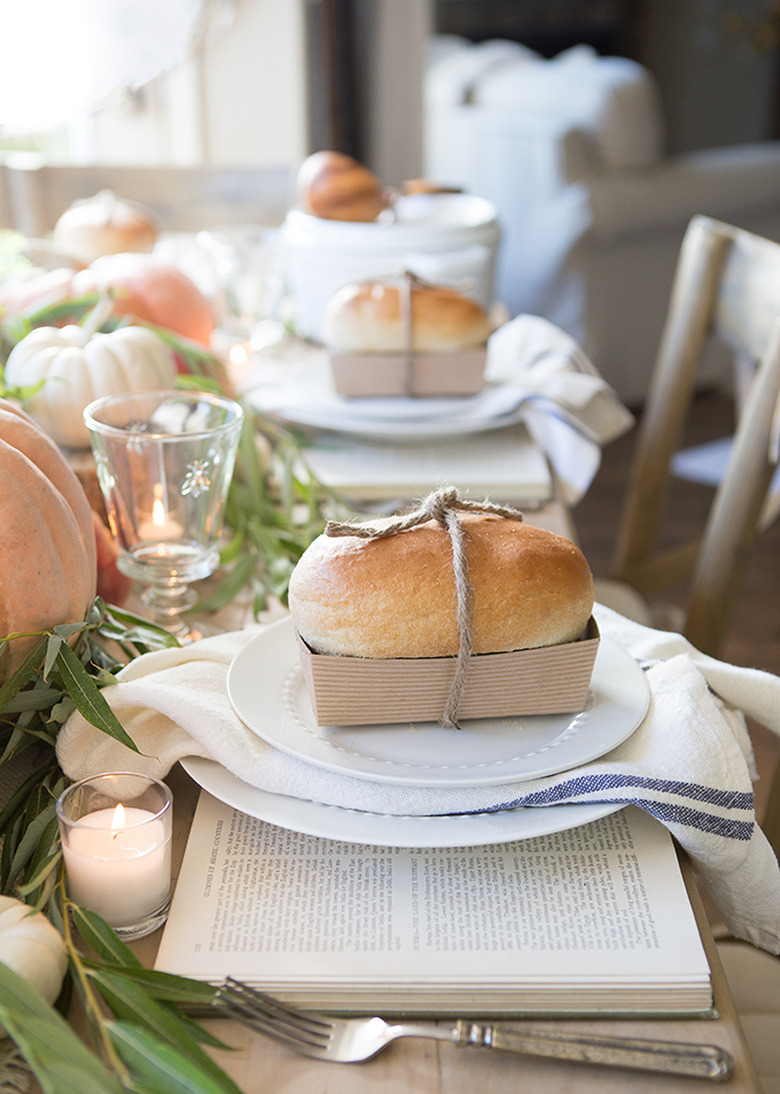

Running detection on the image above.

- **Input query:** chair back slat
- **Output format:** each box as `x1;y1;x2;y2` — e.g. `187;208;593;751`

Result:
611;215;780;659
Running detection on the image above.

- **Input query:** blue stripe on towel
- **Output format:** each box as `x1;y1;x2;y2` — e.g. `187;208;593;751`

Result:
483;774;755;841
519;773;753;810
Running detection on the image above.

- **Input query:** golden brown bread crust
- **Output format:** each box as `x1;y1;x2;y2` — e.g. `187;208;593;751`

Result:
288;513;594;658
296;151;388;222
323;280;491;353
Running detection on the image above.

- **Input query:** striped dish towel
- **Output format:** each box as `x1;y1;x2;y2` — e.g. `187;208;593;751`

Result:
57;603;780;953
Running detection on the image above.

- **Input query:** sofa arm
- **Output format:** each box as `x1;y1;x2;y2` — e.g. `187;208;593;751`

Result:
585;143;780;243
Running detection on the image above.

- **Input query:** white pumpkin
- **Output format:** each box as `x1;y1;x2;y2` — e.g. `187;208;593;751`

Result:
4;324;177;449
0;897;68;1025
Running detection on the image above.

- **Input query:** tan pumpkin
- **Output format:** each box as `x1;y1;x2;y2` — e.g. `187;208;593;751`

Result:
0;897;68;1029
0;399;97;682
5;323;177;449
53;190;159;264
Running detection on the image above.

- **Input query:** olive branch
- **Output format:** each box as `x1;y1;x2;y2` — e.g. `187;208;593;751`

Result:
0;263;357;1090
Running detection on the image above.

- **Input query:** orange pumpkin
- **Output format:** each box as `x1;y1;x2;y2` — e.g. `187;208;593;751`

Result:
0;254;214;346
71;254;214;345
92;510;133;607
0;399;98;682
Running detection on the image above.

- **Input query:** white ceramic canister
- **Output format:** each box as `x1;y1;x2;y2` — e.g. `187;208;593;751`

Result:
279;192;501;343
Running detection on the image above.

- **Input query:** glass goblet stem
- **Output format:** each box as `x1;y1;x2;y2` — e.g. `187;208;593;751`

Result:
140;581;198;637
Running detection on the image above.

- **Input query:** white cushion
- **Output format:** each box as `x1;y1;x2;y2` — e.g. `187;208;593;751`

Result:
473;48;664;170
425;38;538;108
586;57;665;169
587;143;780;242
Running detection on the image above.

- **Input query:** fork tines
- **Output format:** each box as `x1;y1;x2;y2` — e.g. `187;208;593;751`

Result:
216;978;332;1051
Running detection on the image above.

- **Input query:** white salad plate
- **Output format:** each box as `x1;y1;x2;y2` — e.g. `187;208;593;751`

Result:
226;617;650;789
180;755;626;849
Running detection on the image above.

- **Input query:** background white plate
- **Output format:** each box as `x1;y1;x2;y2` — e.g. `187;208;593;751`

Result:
181;756;626;848
244;358;531;441
227;617;649;788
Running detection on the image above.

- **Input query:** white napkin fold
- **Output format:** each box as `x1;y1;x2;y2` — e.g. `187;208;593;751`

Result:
57;604;780;954
246;315;633;504
485;315;635;503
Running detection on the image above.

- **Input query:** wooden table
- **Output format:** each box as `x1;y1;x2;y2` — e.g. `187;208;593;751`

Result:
26;504;761;1093
122;764;762;1094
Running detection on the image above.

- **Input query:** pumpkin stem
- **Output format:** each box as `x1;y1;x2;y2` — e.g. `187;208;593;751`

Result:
80;295;115;339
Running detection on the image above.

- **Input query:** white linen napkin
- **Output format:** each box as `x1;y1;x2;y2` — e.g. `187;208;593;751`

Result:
485;315;635;503
245;315;634;505
57;604;780;954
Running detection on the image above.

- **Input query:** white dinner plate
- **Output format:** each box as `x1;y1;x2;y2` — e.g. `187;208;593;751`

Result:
180;755;626;849
244;357;531;441
226;617;650;789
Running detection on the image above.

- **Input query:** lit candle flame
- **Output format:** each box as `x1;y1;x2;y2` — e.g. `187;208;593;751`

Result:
152;484;166;526
111;803;126;832
229;342;249;368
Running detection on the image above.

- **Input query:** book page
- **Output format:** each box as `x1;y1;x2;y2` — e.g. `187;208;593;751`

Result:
156;797;711;1010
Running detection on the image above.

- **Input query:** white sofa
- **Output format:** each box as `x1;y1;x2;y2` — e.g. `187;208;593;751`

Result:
424;38;780;405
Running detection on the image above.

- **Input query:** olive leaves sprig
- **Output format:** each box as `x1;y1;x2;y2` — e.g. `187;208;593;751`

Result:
0;606;253;1093
0;600;178;910
0;268;351;1090
0;888;243;1094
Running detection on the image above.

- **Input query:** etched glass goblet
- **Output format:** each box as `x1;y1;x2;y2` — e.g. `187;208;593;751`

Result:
84;390;243;637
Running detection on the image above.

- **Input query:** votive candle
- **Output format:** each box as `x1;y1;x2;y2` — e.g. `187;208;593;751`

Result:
57;774;173;939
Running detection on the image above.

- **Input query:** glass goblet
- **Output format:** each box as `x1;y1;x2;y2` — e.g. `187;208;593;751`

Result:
83;390;243;637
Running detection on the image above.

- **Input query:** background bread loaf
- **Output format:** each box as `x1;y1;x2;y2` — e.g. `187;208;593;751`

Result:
323;279;491;353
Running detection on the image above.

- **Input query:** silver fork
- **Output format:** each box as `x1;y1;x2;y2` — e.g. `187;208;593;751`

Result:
213;979;734;1081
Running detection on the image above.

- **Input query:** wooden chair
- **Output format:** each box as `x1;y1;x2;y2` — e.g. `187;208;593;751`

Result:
599;215;780;1092
0;153;296;236
606;214;780;660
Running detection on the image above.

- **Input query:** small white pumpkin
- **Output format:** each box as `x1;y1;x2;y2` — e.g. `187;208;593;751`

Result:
4;323;177;449
0;897;68;1026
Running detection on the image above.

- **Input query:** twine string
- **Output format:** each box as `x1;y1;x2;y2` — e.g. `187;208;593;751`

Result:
325;487;524;728
400;271;414;398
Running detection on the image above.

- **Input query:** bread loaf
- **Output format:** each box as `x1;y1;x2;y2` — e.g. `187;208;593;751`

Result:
323;279;491;353
288;512;594;659
296;151;388;222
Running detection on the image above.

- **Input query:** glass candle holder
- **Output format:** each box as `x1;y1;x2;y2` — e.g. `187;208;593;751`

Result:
56;773;173;940
83;390;243;636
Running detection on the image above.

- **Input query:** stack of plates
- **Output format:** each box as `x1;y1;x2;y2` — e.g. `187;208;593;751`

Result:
182;617;650;849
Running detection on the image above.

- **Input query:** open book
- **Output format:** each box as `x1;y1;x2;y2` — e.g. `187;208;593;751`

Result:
155;796;712;1016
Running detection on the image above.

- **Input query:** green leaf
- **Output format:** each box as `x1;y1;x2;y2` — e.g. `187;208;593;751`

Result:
0;963;125;1094
2;686;64;712
4;799;57;892
0;762;57;832
85;964;218;1008
108;1020;240;1094
194;554;256;615
70;905;144;969
0;635;49;712
44;634;64;680
54;643;140;753
92;970;242;1092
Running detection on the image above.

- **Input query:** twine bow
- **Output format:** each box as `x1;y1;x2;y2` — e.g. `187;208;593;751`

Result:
325;487;524;728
